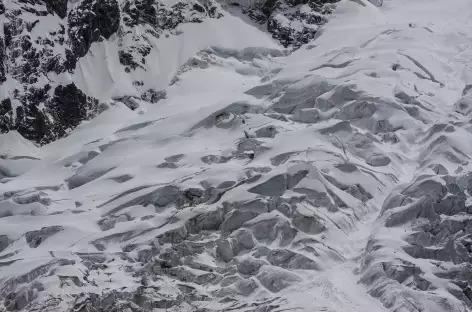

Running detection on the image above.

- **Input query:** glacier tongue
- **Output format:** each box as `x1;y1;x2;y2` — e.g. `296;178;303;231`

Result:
2;0;472;311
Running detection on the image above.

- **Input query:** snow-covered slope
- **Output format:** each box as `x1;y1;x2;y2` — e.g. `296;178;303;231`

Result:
2;0;472;311
0;0;335;144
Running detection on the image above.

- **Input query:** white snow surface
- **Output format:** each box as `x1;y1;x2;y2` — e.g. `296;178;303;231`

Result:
72;13;281;101
2;0;472;311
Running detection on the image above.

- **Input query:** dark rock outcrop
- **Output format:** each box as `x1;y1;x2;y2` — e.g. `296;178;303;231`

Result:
43;0;68;19
68;0;121;58
243;0;338;49
46;83;99;142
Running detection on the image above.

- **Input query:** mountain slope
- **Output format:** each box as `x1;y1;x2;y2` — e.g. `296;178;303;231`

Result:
0;0;336;144
2;0;472;311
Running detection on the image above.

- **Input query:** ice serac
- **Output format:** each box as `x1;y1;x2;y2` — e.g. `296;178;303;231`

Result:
2;0;472;311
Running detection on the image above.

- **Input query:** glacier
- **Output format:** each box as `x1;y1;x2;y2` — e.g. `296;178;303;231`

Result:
2;0;472;311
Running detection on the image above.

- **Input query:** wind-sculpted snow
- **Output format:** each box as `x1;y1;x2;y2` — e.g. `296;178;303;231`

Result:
2;0;472;311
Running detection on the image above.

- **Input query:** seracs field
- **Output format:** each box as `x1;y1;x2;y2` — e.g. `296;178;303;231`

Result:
2;0;472;311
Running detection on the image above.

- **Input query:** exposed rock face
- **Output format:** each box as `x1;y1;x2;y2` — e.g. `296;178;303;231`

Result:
0;0;212;144
46;84;99;141
42;0;68;18
0;0;336;145
0;37;6;84
68;0;121;58
236;0;338;49
1;0;104;144
0;99;13;133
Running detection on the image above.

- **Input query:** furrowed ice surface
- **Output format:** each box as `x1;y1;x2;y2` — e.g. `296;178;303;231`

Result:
2;0;472;311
